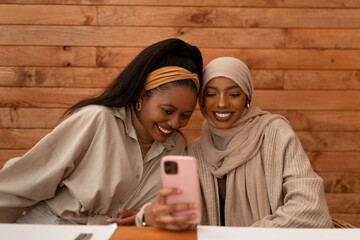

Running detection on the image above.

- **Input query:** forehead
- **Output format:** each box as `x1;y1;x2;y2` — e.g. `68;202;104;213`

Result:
148;85;197;109
206;76;240;89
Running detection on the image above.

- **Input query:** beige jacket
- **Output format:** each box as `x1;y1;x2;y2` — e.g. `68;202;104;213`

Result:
187;119;332;228
0;105;186;224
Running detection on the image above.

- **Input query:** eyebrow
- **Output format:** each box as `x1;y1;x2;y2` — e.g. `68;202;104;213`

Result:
162;104;193;113
206;85;240;90
162;104;177;110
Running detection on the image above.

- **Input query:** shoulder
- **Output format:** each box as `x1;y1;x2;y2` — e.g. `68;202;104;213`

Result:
186;137;202;155
170;130;188;147
264;117;295;138
69;105;117;124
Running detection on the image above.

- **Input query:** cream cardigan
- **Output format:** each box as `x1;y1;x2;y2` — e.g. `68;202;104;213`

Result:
187;119;332;228
0;105;186;224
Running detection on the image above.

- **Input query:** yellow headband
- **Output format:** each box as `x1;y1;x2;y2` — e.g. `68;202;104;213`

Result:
144;66;200;92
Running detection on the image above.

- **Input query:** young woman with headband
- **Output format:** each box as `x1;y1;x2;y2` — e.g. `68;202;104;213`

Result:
0;38;203;225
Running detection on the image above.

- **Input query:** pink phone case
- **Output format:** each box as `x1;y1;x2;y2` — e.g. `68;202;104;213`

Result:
161;155;201;224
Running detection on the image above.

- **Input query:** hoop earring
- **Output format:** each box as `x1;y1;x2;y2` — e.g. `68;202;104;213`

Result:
135;102;142;111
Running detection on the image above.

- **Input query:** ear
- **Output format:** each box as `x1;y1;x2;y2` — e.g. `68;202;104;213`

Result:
137;88;147;104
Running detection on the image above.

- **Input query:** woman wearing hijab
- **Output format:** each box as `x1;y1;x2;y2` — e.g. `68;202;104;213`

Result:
0;38;203;225
139;57;332;229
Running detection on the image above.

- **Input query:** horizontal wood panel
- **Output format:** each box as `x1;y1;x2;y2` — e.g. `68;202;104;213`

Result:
2;108;360;132
0;67;282;89
0;128;50;149
98;48;360;70
2;0;360;8
3;126;359;152
330;214;360;228
201;49;360;70
284;70;360;90
0;5;96;25
283;110;360;131
284;0;360;8
253;90;360;110
0;1;286;7
0;108;65;128
185;109;360;131
1;88;359;110
297;131;360;152
0;67;120;87
0;26;285;48
0;88;101;108
286;29;360;49
320;173;360;193
98;6;360;28
326;193;360;214
308;152;360;173
181;129;360;151
0;46;96;67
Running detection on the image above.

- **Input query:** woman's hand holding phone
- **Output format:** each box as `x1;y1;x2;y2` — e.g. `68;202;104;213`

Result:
143;188;199;231
143;155;201;231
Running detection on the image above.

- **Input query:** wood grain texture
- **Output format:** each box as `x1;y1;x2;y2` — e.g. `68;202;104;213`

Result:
0;108;65;128
330;214;360;227
308;152;360;173
286;29;360;49
0;128;50;149
0;26;285;48
283;110;360;131
326;193;360;214
253;90;360;110
284;70;360;90
320;172;360;193
0;46;96;67
0;87;101;108
0;67;120;87
2;0;360;8
0;0;286;7
98;6;360;28
0;5;96;25
297;131;360;151
97;48;360;69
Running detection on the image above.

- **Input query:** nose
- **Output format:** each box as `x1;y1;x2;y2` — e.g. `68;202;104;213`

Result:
218;93;227;107
168;115;181;130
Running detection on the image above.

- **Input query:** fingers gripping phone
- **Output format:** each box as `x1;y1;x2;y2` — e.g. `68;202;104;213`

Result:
161;155;201;224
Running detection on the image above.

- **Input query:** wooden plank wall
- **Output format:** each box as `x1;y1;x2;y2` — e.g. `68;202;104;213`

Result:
0;0;359;227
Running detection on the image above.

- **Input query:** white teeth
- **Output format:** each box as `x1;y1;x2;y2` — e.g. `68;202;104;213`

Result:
215;112;231;118
158;125;172;134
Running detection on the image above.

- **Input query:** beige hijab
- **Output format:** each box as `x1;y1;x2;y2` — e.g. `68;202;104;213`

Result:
199;57;287;226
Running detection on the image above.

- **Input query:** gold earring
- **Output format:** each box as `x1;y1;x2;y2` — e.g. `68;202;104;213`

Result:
247;103;250;109
135;102;142;111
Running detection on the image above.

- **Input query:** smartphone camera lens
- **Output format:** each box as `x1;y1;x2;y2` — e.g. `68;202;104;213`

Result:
164;161;178;174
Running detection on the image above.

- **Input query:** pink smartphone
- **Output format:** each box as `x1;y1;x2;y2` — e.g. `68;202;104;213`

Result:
161;155;201;224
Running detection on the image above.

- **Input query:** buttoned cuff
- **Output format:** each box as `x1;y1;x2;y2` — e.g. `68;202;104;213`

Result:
135;202;152;227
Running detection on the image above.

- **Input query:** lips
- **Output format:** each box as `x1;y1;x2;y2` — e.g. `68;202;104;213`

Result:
213;111;233;121
157;124;173;135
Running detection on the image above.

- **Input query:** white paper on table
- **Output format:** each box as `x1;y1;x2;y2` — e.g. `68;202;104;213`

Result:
0;223;117;240
197;225;360;240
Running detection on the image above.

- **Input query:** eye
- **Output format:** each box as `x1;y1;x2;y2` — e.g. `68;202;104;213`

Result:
181;113;192;119
162;108;173;115
229;92;241;97
204;91;216;97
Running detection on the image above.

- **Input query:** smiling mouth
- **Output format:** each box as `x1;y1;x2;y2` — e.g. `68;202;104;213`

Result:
157;124;173;135
213;112;233;121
